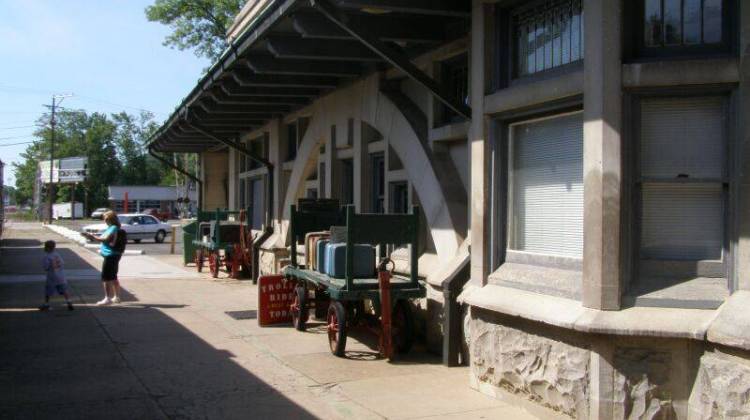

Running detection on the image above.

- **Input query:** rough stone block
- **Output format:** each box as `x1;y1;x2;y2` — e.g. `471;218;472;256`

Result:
469;309;590;417
613;348;676;420
689;352;750;419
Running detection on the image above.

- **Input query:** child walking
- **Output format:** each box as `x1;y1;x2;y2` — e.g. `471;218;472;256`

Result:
39;240;74;311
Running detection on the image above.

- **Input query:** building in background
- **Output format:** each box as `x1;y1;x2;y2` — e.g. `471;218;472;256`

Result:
108;185;197;217
146;1;750;418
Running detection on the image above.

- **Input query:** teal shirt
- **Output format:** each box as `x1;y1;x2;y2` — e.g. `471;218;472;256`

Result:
100;225;120;257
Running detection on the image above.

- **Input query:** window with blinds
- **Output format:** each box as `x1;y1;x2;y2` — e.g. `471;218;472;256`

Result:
508;112;583;258
639;96;726;261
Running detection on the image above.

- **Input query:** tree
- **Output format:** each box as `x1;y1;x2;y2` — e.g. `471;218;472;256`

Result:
145;0;246;61
12;109;176;213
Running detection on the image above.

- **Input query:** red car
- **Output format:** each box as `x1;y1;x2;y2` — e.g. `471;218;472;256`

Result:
143;208;172;222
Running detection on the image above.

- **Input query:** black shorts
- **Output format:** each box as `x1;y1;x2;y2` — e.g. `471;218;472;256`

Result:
101;255;122;281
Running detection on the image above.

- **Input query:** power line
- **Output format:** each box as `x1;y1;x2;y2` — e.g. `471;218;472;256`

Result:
0;124;42;130
0;135;35;141
0;84;168;116
0;141;35;147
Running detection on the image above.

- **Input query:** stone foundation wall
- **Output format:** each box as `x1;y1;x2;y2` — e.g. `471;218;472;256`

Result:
689;350;750;419
466;304;746;420
259;247;288;276
468;308;590;417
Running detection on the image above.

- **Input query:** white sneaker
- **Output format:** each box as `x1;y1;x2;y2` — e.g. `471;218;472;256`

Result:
96;298;112;306
112;296;121;304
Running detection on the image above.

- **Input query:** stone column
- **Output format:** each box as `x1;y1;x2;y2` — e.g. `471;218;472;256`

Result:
228;148;237;210
267;119;283;225
324;128;335;198
352;119;366;212
736;0;750;290
582;0;622;310
469;0;490;287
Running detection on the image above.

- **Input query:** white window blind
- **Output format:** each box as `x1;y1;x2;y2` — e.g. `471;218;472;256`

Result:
640;96;726;261
640;96;725;180
509;112;583;258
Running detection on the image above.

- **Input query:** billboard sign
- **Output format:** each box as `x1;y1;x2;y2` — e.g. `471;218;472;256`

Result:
39;157;87;183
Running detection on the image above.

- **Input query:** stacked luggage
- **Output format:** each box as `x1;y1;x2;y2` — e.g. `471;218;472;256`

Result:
305;230;376;279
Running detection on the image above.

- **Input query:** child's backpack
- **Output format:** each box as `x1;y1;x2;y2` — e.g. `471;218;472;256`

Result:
111;228;128;253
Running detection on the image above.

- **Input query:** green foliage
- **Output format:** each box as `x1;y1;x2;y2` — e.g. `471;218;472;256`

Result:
11;110;191;211
145;0;246;61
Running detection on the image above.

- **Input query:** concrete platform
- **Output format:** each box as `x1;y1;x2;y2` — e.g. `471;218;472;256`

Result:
0;222;545;419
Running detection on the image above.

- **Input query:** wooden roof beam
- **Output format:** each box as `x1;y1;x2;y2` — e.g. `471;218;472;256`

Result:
205;89;310;106
230;67;341;89
266;35;381;62
292;12;447;43
310;0;471;118
334;0;470;17
219;80;322;98
244;54;362;78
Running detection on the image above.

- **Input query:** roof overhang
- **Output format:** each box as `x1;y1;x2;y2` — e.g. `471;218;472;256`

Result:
148;0;470;154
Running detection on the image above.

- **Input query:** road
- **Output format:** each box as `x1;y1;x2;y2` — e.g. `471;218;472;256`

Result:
53;218;185;256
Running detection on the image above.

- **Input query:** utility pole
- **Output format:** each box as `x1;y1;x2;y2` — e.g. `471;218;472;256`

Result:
45;93;73;224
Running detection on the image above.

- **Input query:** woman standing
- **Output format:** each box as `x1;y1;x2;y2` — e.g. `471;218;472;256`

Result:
83;211;122;305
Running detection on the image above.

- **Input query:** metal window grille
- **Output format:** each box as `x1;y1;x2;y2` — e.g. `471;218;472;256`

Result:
513;0;583;78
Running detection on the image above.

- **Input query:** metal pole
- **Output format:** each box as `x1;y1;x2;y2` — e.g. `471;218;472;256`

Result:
47;96;56;224
71;182;76;220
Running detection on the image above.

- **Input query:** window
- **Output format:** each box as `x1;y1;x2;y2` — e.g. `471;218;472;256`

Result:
508;112;583;258
286;123;298;161
439;54;469;124
644;0;723;48
143;216;158;225
370;153;385;213
249;177;265;230
340;159;354;205
390;182;409;214
239;178;247;208
638;96;726;262
512;0;583;78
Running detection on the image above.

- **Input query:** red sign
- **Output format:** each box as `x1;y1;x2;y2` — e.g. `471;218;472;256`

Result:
257;275;296;326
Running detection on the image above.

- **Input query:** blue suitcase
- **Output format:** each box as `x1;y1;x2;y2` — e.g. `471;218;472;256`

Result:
324;243;375;278
316;240;329;273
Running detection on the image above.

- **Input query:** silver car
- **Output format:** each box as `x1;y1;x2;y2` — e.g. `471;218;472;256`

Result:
82;213;171;243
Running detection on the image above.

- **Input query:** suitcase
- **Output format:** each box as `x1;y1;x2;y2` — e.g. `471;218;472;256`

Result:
324;243;376;278
316;240;330;273
305;231;329;269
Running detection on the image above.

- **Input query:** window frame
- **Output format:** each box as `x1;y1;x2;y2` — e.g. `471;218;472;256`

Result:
489;97;583;271
626;0;737;60
496;0;585;89
506;110;585;259
627;87;736;294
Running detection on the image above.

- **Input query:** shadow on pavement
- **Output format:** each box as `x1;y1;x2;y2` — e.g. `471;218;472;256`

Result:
0;279;318;419
0;237;98;274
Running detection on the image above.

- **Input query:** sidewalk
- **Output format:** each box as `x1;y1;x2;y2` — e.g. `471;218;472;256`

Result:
0;222;548;419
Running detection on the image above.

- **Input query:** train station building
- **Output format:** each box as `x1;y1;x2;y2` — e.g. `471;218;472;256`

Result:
148;1;750;418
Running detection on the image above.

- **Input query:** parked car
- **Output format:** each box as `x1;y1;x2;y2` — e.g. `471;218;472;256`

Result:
82;213;171;243
90;208;110;219
143;207;172;222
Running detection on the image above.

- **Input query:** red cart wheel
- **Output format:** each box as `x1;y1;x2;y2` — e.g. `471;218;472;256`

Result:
208;251;220;278
327;301;347;357
392;300;414;354
291;284;309;331
195;249;204;272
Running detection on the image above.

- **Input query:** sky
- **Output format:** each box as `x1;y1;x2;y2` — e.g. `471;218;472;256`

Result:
0;0;210;186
